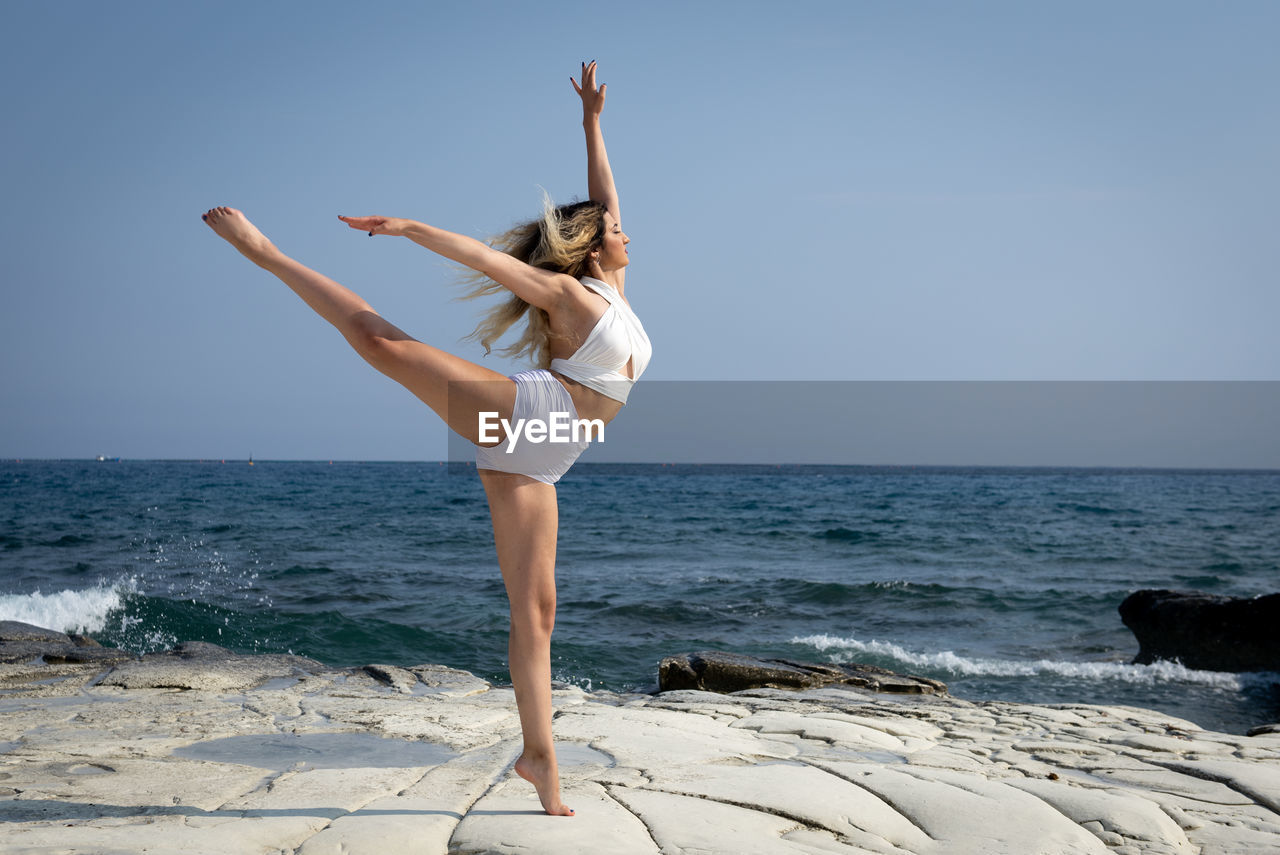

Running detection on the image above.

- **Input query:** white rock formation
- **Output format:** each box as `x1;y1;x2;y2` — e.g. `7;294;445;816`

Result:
1;665;1278;854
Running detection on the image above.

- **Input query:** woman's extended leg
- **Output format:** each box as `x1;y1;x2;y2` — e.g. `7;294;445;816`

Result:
202;206;514;442
479;469;573;817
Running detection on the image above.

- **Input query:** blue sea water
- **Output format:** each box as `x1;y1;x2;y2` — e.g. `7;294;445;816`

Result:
2;460;1277;734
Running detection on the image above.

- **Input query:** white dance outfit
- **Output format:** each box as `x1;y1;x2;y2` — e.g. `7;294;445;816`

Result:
474;277;652;484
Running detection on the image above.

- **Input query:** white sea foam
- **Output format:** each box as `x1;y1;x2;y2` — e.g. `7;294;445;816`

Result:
0;579;135;635
791;633;1259;690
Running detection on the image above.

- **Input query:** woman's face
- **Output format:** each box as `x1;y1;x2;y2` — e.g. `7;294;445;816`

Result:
598;211;630;271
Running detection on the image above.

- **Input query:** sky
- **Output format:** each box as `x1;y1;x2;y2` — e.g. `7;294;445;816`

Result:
2;1;1277;464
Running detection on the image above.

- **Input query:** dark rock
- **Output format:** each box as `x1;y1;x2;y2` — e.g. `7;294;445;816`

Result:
658;651;947;696
43;647;137;665
0;640;67;664
661;652;816;692
0;621;71;645
1248;723;1280;737
0;621;132;667
1119;589;1280;672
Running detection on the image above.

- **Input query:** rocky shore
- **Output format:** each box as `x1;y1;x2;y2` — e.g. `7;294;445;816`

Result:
2;622;1280;854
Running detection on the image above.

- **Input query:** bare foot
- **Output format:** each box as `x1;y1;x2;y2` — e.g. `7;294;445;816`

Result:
201;206;279;268
514;752;574;816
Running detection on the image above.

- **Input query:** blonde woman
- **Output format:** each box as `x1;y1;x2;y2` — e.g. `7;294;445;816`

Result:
202;61;649;817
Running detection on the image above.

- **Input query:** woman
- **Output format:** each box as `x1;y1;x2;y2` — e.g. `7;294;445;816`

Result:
201;61;649;817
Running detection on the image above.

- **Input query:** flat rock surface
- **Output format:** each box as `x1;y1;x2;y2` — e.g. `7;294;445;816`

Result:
1;648;1278;852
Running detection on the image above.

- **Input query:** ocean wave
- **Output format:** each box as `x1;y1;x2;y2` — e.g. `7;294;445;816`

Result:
815;527;881;543
0;579;137;635
791;633;1268;690
1058;503;1124;515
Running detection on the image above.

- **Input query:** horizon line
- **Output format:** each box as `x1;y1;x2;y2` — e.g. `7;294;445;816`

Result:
5;458;1279;474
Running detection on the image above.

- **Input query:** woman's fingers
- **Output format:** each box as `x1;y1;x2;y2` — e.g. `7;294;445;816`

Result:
338;215;385;235
574;60;604;110
572;59;594;96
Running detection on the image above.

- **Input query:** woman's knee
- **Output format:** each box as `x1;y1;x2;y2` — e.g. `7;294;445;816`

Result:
345;311;408;366
510;591;557;638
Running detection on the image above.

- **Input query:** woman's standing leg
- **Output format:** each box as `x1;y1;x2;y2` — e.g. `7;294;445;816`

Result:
479;469;573;817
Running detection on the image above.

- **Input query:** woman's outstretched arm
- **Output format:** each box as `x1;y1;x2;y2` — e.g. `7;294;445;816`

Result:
571;60;620;221
337;215;574;311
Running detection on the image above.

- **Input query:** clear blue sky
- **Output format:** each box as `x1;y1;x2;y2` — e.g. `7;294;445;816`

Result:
2;1;1277;462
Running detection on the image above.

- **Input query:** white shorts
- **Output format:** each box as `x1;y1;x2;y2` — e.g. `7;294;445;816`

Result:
474;369;592;484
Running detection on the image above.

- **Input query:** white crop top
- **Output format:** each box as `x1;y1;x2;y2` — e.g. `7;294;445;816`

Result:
549;277;652;404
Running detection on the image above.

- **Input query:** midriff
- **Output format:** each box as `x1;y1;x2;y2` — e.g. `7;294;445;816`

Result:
550;371;626;425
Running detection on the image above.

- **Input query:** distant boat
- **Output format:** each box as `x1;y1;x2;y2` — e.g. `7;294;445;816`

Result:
95;455;120;462
248;453;255;467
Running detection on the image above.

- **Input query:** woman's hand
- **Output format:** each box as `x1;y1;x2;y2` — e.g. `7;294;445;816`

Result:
573;59;620;228
338;215;410;237
571;60;605;118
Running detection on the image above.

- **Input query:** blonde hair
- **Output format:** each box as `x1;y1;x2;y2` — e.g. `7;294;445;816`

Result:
460;197;606;368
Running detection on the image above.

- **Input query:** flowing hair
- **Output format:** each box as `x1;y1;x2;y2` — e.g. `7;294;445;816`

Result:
459;196;606;368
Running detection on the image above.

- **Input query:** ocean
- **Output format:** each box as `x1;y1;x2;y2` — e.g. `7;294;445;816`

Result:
2;460;1277;734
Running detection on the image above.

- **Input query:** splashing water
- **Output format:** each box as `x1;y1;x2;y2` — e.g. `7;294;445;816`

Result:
0;578;138;635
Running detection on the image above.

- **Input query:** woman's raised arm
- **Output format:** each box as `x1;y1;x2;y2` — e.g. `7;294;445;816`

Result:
571;60;620;221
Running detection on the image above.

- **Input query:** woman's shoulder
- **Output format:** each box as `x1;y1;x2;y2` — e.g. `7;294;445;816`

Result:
578;275;624;300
